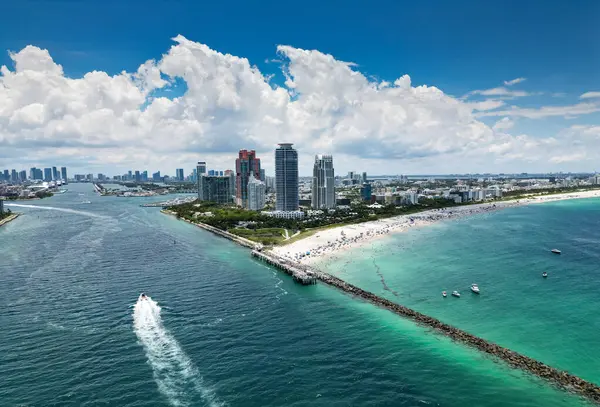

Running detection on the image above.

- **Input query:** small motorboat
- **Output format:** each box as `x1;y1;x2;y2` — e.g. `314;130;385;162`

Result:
140;292;147;300
470;284;480;294
452;291;461;298
442;291;447;298
542;272;548;278
551;249;561;254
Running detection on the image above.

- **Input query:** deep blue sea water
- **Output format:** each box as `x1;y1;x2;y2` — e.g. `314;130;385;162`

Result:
0;184;595;406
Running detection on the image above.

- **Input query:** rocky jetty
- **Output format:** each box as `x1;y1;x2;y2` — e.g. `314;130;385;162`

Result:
317;272;600;403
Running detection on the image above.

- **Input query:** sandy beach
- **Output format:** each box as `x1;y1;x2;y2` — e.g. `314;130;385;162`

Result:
270;190;600;264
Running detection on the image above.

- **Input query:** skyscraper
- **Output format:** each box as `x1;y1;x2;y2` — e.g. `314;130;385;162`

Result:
224;169;235;199
312;154;335;209
275;143;299;211
142;171;148;182
52;166;58;181
2;170;8;182
128;170;133;181
235;150;261;208
30;168;37;180
61;167;67;182
176;168;184;181
198;174;232;204
11;169;18;183
44;168;52;182
362;172;367;183
196;161;206;198
248;173;266;210
134;170;140;182
260;169;266;182
19;170;27;182
152;171;161;181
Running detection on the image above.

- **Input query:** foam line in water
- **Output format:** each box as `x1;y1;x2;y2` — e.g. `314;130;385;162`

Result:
5;203;106;219
133;295;224;407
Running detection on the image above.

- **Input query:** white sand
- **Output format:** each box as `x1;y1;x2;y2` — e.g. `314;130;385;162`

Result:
269;189;600;264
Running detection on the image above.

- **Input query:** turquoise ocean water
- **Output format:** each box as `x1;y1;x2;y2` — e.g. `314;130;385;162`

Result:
0;183;596;406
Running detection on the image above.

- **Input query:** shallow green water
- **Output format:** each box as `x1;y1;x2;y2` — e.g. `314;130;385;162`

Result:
0;185;593;406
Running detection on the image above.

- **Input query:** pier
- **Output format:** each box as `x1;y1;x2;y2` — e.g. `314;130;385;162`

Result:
251;251;317;285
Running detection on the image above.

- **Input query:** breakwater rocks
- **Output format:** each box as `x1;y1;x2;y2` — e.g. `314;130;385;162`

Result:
0;213;20;228
317;272;600;403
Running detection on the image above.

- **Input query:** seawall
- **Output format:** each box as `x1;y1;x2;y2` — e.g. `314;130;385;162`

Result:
162;209;600;403
315;272;600;403
161;210;256;248
0;213;20;228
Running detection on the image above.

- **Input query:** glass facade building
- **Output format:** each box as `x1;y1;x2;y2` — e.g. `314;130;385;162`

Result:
275;143;299;211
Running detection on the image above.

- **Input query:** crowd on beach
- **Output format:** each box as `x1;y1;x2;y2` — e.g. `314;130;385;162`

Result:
272;202;513;264
270;189;600;264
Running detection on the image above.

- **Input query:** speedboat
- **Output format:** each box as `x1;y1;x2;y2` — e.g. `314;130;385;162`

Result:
442;291;447;298
470;284;480;294
551;249;561;254
140;292;147;300
542;272;548;278
452;291;461;298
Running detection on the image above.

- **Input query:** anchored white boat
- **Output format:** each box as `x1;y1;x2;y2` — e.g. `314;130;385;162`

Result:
542;272;548;278
442;291;447;298
470;284;480;294
452;291;461;298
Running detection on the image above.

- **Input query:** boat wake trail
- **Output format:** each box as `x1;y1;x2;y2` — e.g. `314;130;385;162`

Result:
5;203;106;219
133;296;224;407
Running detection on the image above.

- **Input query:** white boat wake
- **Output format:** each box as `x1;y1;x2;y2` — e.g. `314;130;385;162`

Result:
5;203;106;219
133;295;224;407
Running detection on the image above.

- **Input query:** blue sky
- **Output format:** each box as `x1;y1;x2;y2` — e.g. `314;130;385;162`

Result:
1;0;599;175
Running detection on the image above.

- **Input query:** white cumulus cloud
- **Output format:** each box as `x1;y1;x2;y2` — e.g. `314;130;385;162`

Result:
0;36;599;174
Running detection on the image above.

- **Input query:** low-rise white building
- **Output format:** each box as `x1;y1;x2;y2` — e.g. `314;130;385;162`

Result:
261;210;305;219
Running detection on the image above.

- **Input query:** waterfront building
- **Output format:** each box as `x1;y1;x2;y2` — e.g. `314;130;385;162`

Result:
248;173;266;210
196;162;207;197
61;167;67;182
275;143;299;211
43;168;52;182
223;169;235;199
152;171;161;182
52;166;58;181
235;150;261;208
311;154;336;209
198;174;232;204
176;168;184;181
361;182;372;201
86;174;93;181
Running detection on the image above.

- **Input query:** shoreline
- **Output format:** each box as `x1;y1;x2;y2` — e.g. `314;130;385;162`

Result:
161;198;600;403
272;189;600;265
0;213;20;228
